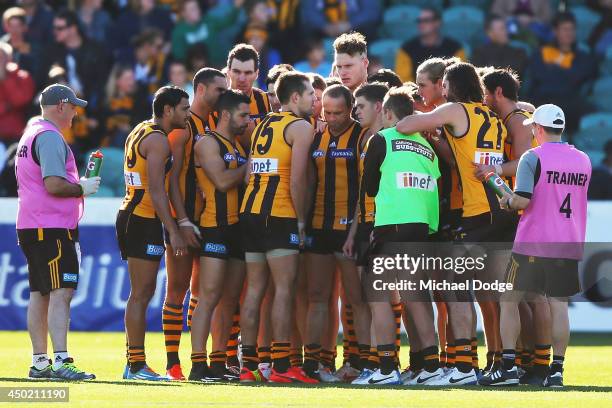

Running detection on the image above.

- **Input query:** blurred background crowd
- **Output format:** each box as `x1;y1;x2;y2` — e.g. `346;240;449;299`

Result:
0;0;611;198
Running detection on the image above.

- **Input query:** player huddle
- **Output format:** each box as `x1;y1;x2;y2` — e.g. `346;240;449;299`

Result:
114;32;591;388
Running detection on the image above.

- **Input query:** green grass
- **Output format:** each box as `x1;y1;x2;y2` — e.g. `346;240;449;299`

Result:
0;331;611;407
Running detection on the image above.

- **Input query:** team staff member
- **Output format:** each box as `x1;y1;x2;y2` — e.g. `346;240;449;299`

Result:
17;84;99;381
189;90;250;382
116;86;190;381
164;67;227;380
227;43;272;150
480;104;591;388
361;85;442;386
239;71;317;384
303;84;371;381
480;69;552;383
396;62;508;385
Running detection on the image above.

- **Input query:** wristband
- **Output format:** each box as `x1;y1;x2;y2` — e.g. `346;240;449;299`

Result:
77;183;84;197
494;164;503;175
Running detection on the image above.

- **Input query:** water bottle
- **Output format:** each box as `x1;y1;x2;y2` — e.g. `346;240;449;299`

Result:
484;172;513;198
85;150;104;178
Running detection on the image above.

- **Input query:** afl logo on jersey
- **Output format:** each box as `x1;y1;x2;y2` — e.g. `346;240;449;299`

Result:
312;149;325;158
223;153;236;162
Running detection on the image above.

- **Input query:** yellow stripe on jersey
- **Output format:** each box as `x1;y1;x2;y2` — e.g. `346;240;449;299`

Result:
311;120;365;231
503;109;537;188
196;131;247;228
449;167;463;210
249;87;272;124
358;132;375;224
169;111;217;222
445;102;507;218
240;112;304;218
120;121;172;219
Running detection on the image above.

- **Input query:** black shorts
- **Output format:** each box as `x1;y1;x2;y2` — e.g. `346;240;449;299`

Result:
17;228;80;295
431;208;462;242
240;214;300;253
116;210;165;261
355;222;374;267
364;223;432;302
455;211;519;243
199;224;244;260
306;228;349;254
505;253;580;298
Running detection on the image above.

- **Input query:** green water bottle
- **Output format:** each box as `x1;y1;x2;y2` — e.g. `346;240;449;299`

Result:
484;171;513;198
85;150;103;178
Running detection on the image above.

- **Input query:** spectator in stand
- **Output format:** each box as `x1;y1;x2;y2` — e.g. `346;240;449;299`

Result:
167;61;193;103
16;0;54;46
244;23;281;88
265;0;302;62
0;42;35;146
300;0;382;40
110;0;174;60
1;7;40;76
491;0;552;24
124;28;167;95
528;12;598;132
493;0;554;46
102;64;150;147
588;0;612;56
395;7;465;83
472;14;528;78
77;0;112;45
294;37;333;77
171;0;244;65
589;140;612;200
0;141;19;197
185;43;210;78
40;9;111;111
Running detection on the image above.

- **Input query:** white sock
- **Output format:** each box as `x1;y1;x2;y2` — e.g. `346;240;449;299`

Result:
53;351;69;369
32;353;50;370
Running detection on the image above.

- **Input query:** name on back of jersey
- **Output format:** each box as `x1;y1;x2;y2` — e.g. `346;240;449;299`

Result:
251;158;279;173
124;171;142;187
474;151;504;166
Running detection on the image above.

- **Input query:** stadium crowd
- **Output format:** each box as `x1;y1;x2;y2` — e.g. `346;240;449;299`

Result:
0;0;611;198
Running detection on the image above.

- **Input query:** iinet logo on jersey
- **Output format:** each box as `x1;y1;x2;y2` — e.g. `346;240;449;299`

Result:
474;151;504;165
396;172;436;191
251;158;279;174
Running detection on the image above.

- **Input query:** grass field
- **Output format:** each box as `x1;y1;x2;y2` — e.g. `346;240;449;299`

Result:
0;331;611;408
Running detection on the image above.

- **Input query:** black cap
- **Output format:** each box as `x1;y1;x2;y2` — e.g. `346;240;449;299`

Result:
40;84;87;108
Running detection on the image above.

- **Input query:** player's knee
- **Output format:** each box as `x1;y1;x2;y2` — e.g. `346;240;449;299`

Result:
130;283;156;303
50;288;74;304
